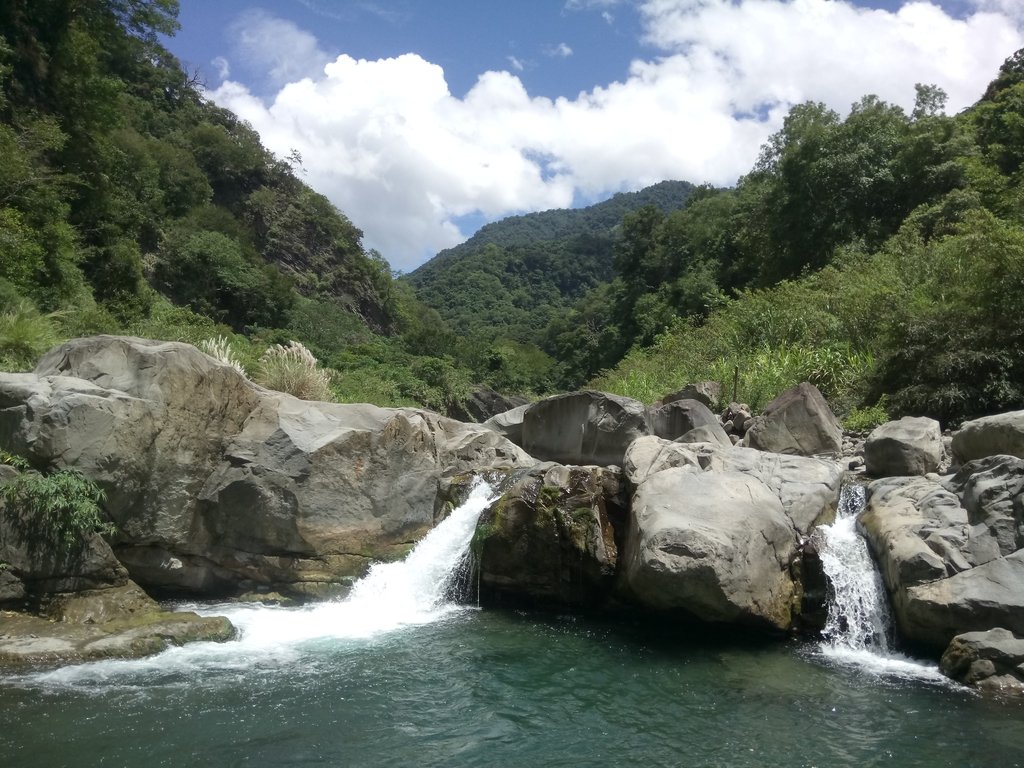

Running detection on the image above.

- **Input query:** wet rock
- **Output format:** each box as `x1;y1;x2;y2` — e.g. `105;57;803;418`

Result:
940;628;1024;693
860;456;1024;650
473;463;625;607
0;602;235;669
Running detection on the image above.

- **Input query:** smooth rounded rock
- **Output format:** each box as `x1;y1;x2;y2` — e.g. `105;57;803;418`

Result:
864;417;942;477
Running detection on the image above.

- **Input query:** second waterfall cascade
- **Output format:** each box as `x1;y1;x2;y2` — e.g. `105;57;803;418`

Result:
811;482;946;681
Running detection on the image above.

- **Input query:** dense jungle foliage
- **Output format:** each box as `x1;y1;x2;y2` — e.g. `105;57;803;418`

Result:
586;64;1024;425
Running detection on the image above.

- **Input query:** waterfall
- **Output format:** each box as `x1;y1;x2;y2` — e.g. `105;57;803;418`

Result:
814;483;894;653
343;478;495;619
28;480;498;685
810;483;947;682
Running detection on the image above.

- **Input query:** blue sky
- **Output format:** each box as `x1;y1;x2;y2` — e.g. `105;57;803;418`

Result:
163;1;1024;271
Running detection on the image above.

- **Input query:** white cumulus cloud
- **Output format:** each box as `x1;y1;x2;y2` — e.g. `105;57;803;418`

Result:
229;10;331;89
208;2;1024;271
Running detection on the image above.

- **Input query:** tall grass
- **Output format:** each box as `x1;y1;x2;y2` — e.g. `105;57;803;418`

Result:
256;340;333;401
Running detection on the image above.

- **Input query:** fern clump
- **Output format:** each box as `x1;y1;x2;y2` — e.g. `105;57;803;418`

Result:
256;340;332;401
0;452;113;553
0;300;60;371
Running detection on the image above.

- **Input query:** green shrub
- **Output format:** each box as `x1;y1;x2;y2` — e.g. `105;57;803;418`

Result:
843;398;891;431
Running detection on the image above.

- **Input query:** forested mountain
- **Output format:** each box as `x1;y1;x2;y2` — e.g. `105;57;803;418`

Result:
404;181;695;391
405;181;694;336
418;180;694;270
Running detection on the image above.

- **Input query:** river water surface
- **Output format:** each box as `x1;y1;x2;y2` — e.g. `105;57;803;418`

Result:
3;483;1023;767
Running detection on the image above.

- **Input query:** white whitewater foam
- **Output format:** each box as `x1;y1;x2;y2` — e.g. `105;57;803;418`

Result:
26;480;497;687
812;483;948;685
816;485;893;653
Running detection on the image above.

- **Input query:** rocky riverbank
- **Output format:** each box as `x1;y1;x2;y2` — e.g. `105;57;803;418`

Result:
1;335;1022;692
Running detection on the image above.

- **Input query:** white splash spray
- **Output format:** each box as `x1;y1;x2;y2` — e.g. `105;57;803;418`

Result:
812;483;947;683
27;480;497;687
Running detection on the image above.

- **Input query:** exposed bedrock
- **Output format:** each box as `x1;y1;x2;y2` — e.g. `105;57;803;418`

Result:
860;455;1024;651
0;336;535;598
469;436;843;633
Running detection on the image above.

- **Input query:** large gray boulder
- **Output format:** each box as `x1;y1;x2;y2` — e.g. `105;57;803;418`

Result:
864;417;943;477
482;403;531;446
624;437;843;537
0;336;535;597
472;463;625;607
620;467;799;631
660;381;721;409
860;455;1024;649
619;437;843;632
940;628;1024;693
648;398;729;445
520;390;650;466
741;382;842;457
447;386;529;424
952;411;1024;465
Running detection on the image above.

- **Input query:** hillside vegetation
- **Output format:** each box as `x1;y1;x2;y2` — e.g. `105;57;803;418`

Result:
0;0;481;413
3;1;1022;427
406;54;1024;419
587;62;1024;425
405;181;694;392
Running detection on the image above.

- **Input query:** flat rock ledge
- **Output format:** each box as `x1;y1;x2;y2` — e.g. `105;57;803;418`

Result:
0;608;235;669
